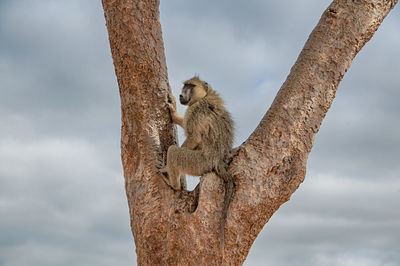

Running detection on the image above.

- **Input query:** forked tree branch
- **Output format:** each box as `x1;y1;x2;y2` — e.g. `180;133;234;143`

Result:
102;0;397;264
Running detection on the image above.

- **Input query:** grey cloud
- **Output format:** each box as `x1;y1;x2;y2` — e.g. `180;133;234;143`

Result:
246;174;400;265
0;1;135;265
0;0;117;116
161;0;333;40
0;135;135;265
0;0;121;148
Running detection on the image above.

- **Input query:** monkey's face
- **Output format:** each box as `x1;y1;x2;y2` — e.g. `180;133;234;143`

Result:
179;83;195;106
180;78;208;106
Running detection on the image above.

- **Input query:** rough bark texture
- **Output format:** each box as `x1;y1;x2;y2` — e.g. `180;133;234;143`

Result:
102;0;397;265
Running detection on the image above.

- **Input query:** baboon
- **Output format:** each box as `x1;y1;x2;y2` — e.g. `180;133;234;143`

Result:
159;76;234;248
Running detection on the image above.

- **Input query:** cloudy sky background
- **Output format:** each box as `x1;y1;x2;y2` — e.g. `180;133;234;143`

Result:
0;0;399;265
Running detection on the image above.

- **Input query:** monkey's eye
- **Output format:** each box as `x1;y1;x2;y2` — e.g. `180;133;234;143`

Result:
183;84;195;90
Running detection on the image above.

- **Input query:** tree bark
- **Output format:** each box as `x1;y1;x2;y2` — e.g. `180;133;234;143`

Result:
102;0;397;265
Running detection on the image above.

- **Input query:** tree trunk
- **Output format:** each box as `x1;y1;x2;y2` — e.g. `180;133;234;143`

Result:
102;0;397;265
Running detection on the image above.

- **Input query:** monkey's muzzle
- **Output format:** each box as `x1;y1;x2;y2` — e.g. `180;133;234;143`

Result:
180;95;189;105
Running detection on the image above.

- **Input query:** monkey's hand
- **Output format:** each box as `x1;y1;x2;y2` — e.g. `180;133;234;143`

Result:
167;93;177;113
167;93;184;127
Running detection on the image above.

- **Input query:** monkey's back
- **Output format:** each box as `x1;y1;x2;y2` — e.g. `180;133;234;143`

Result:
184;89;234;168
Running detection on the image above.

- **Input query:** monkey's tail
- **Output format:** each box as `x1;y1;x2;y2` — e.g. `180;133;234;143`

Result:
215;162;234;251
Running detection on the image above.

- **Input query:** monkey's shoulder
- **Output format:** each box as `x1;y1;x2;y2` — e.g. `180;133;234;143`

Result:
186;99;225;122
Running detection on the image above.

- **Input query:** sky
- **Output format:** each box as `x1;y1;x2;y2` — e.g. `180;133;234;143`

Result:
0;0;399;265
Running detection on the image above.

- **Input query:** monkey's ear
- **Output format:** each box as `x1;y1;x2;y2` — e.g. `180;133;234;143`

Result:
204;82;210;92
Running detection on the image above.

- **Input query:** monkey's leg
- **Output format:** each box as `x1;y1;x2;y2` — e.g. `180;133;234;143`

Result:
180;176;187;190
158;166;187;190
160;171;173;187
158;158;181;190
162;145;211;190
167;145;210;177
162;145;183;190
159;168;181;190
168;168;181;190
160;164;187;190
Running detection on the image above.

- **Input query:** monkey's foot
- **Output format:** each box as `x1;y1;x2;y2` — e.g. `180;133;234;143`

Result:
160;172;169;182
158;166;168;174
160;172;179;191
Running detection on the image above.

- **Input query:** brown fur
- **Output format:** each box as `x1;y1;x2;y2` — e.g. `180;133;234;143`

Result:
160;76;234;249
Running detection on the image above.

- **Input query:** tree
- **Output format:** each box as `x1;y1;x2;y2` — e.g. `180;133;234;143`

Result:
101;0;397;264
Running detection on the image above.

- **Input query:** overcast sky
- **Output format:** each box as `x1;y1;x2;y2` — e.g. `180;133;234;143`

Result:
0;1;399;265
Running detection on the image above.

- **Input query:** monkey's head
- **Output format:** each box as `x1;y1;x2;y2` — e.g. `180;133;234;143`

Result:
180;76;209;106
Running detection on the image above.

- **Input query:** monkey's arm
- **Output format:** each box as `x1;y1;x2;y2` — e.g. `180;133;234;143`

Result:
171;112;184;127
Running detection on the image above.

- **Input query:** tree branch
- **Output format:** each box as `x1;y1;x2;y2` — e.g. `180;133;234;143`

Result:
102;0;182;264
224;0;398;263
